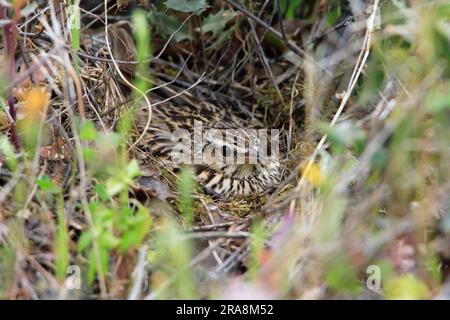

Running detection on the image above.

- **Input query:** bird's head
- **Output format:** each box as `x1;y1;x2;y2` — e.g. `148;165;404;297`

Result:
195;127;282;198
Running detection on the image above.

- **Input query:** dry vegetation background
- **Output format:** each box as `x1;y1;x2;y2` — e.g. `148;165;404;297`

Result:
0;0;449;299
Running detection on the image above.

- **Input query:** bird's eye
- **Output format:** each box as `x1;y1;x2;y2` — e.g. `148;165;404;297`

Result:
222;145;231;156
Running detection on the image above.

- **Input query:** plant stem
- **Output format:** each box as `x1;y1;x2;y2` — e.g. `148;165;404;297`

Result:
1;5;21;151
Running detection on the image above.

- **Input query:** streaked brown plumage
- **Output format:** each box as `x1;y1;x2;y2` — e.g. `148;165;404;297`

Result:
134;91;281;199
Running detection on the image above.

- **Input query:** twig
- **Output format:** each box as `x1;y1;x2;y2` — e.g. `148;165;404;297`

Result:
128;245;149;300
275;0;289;45
191;220;247;232
185;231;251;240
214;239;251;275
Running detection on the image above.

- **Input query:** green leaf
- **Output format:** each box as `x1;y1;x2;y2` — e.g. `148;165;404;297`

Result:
247;219;267;280
106;160;141;196
325;252;363;294
199;10;237;35
77;232;92;252
279;0;303;19
425;82;450;113
426;253;442;284
99;232;121;249
0;135;17;171
148;11;190;42
132;9;151;63
36;175;60;193
55;197;69;282
326;2;342;27
87;249;97;287
125;159;141;179
164;0;207;13
94;184;110;201
177;167;196;225
132;9;152;95
79;120;97;141
82;147;96;162
206;26;236;51
119;207;152;252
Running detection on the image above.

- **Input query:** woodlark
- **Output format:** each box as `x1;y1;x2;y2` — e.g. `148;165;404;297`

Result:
134;92;281;199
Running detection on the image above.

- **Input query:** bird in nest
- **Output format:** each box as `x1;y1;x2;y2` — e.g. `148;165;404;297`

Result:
133;88;282;199
80;21;282;198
